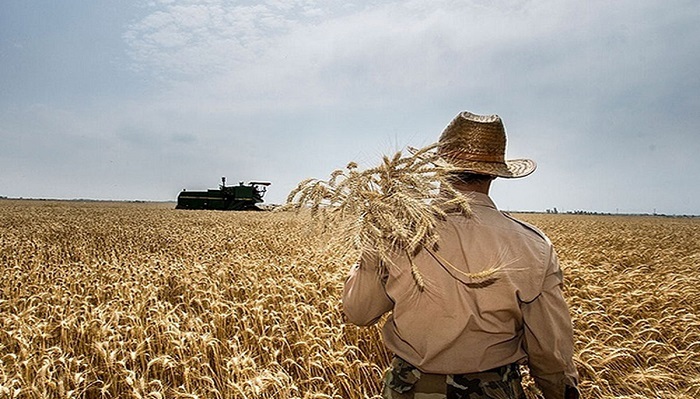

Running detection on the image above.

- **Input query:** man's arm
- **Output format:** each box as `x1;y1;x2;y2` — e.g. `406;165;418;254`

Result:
522;249;579;399
342;252;393;326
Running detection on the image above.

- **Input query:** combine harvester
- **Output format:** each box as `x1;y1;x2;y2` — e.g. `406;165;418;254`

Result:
176;177;271;210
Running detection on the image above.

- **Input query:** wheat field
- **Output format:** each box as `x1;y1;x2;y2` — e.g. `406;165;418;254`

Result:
1;200;698;398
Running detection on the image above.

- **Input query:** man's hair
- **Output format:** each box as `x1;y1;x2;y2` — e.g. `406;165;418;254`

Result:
449;171;495;185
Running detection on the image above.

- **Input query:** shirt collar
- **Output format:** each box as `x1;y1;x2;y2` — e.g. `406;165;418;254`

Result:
464;191;498;210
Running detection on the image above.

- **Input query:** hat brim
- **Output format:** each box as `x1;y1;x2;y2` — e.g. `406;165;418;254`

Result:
408;146;536;179
448;158;536;179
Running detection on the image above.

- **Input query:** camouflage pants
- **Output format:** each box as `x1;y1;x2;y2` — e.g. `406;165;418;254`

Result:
382;357;526;399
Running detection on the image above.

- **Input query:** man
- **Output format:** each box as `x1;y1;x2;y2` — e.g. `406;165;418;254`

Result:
342;111;579;399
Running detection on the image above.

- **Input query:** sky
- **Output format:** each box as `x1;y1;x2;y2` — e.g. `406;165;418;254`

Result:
1;0;698;215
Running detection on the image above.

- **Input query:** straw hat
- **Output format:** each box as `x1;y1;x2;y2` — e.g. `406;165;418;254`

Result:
435;111;536;178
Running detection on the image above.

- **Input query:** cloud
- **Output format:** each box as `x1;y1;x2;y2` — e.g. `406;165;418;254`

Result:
123;1;513;91
123;0;699;113
123;0;340;78
118;1;700;209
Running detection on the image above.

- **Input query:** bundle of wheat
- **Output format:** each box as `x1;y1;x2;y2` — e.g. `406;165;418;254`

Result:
283;144;500;290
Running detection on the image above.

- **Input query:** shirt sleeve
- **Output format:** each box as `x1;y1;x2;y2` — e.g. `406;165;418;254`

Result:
342;252;394;326
521;248;579;399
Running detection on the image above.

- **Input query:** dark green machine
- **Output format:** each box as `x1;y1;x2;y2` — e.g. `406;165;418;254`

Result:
176;177;271;210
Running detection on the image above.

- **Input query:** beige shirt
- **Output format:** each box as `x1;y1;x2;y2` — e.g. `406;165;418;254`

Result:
342;192;578;398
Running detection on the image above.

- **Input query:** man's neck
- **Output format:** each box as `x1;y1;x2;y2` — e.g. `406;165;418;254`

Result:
452;180;492;195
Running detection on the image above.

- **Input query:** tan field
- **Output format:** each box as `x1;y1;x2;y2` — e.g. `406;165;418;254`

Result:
1;199;698;398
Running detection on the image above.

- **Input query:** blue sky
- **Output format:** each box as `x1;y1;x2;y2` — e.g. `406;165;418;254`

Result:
1;0;698;215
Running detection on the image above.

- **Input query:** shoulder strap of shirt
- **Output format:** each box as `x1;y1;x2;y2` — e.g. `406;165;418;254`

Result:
500;212;552;245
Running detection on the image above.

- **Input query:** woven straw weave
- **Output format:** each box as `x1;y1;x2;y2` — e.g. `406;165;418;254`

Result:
437;111;536;178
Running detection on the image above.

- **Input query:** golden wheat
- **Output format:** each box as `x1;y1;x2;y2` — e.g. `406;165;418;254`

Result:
0;200;698;398
283;145;477;289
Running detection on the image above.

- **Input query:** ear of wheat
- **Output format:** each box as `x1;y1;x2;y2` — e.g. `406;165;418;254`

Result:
282;144;500;289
